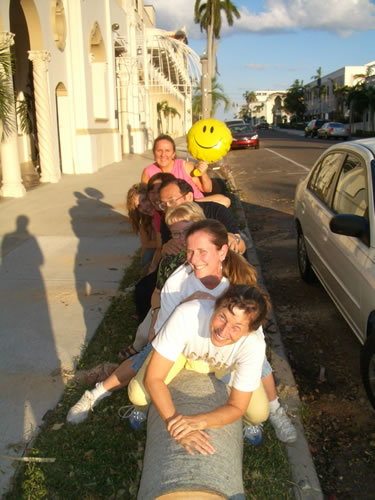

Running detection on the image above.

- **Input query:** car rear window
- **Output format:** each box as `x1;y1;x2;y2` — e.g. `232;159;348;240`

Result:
308;152;345;205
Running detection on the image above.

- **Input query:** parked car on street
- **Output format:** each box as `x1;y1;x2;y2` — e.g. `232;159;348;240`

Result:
317;122;351;140
228;124;260;149
224;119;245;128
257;120;269;129
304;119;328;137
294;138;375;408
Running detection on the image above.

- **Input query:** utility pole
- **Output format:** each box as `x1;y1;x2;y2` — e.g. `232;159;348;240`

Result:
200;54;210;118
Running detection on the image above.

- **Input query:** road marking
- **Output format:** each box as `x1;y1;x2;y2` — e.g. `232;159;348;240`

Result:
265;148;310;172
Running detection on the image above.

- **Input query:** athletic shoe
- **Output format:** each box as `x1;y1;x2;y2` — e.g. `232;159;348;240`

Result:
118;405;147;430
243;424;263;446
269;406;297;443
66;388;108;424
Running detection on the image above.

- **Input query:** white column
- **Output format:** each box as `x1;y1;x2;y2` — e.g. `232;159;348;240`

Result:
0;32;26;198
116;55;130;154
28;50;60;183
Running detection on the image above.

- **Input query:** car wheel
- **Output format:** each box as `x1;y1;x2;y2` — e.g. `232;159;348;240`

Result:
255;144;260;149
297;227;314;282
361;333;375;409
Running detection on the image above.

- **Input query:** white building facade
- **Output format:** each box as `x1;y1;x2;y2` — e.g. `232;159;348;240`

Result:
0;0;200;198
304;62;375;119
247;90;289;125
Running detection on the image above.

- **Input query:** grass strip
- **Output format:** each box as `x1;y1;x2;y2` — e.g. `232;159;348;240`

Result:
5;252;292;500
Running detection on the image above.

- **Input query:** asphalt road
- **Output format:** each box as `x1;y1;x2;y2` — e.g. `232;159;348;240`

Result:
226;129;375;499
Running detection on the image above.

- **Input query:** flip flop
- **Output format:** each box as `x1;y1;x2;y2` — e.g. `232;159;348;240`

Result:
118;344;139;361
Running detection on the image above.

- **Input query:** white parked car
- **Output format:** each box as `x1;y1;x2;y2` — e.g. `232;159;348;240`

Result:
294;138;375;408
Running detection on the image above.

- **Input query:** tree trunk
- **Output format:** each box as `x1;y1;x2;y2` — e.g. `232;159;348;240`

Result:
206;21;213;115
137;370;245;500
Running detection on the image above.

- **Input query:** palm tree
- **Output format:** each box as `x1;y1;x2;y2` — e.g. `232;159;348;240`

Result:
0;45;15;140
311;66;324;117
243;90;256;105
331;82;350;120
157;101;180;134
194;0;240;109
192;76;230;120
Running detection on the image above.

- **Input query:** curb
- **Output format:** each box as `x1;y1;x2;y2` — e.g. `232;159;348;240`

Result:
225;170;324;500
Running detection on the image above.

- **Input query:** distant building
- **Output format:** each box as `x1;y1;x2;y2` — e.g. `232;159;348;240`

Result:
247;90;290;125
304;61;375;119
0;0;200;198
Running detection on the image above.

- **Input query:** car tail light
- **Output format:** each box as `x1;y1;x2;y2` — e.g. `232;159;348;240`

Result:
329;128;334;132
346;129;350;133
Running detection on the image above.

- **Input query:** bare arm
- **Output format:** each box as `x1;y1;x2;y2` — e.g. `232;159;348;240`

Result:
141;168;149;184
198;194;231;208
139;225;157;250
144;350;216;455
148;232;162;273
147;289;161;343
161;237;185;256
167;387;252;441
184;160;213;194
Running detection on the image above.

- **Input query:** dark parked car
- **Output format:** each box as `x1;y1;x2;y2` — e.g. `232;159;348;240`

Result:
294;138;375;408
257;121;269;129
228;125;259;149
304;119;328;137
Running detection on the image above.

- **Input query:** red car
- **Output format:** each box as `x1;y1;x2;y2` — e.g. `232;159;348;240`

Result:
229;125;260;149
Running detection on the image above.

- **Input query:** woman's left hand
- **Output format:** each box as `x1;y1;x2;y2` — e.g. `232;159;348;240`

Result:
195;160;208;176
167;413;202;440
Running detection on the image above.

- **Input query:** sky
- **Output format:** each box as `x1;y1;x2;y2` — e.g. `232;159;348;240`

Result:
148;0;375;120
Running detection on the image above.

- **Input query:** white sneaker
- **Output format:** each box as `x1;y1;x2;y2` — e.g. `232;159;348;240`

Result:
269;406;297;443
67;388;108;424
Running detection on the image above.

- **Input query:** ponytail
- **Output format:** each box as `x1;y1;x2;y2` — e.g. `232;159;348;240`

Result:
222;249;257;286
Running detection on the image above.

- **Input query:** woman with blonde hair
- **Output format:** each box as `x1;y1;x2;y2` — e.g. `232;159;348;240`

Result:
126;183;161;271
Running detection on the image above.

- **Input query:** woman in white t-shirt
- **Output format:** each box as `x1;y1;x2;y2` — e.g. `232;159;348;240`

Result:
144;285;269;456
128;220;296;445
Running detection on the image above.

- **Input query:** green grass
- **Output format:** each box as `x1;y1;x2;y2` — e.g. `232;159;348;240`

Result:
5;254;292;500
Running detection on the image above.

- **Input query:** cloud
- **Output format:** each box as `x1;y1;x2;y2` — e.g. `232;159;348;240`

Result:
149;0;375;38
245;63;269;70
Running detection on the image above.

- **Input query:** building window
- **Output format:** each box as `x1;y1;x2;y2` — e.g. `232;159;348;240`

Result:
51;0;67;51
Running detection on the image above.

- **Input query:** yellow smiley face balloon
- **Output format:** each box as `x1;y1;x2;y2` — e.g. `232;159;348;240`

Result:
187;118;232;164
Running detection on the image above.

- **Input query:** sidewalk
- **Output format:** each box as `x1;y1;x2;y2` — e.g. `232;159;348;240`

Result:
0;139;321;498
0;149;157;495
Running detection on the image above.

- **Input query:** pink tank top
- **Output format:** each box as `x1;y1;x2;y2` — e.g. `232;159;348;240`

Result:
145;159;204;199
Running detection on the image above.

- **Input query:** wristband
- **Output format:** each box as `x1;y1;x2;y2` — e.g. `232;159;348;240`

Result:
151;306;160;316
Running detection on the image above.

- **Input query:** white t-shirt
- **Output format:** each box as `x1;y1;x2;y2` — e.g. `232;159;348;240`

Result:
154;264;230;333
152;299;265;392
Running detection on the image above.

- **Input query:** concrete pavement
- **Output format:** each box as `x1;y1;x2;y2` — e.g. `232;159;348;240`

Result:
0;136;322;498
0;149;159;495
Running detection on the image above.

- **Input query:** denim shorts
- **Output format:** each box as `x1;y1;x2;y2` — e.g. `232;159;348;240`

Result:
130;343;152;372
